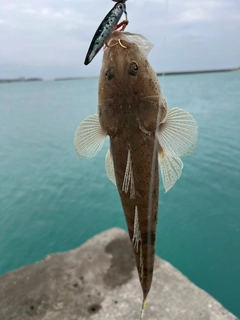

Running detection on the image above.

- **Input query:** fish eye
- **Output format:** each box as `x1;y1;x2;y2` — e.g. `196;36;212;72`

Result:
128;61;139;76
105;67;115;80
117;4;123;10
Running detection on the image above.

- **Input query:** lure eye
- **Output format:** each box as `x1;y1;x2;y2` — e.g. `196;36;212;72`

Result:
128;61;139;76
105;67;115;80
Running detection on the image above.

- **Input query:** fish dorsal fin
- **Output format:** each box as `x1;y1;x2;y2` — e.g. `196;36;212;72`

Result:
74;114;107;158
156;107;198;192
122;148;136;199
157;107;198;157
105;148;116;185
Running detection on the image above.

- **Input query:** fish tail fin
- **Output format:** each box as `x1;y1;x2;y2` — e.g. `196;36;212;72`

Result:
140;298;147;319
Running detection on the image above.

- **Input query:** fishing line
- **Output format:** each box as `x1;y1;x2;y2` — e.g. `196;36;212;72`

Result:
146;0;169;318
159;0;169;92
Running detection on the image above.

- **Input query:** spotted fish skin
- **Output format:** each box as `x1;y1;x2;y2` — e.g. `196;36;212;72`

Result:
98;33;165;302
74;31;198;318
84;1;127;65
110;128;159;301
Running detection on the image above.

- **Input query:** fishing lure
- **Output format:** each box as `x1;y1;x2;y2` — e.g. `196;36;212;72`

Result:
84;0;128;65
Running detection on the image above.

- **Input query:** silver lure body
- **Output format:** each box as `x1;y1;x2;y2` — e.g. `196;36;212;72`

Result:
84;1;127;65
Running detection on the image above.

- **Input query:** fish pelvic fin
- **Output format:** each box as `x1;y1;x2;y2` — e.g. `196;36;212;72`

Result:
158;152;183;193
74;114;107;158
105;148;116;185
156;107;198;192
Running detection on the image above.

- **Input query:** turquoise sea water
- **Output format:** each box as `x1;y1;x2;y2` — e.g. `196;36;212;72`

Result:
0;72;240;317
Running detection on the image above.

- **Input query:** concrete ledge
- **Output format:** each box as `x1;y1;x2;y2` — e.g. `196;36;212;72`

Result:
0;228;238;320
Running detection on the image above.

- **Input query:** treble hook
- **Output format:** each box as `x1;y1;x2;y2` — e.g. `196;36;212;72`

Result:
105;38;128;49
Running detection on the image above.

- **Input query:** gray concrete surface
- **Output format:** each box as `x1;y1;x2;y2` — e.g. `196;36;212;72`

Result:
0;228;238;320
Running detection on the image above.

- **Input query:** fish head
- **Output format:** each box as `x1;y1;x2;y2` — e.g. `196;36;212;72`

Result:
98;32;167;135
99;32;159;98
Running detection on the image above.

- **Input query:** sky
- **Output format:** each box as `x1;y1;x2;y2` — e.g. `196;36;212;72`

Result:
0;0;239;79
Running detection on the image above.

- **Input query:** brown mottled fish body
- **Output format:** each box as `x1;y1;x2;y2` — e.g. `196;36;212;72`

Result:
98;32;166;302
111;131;158;301
74;31;198;317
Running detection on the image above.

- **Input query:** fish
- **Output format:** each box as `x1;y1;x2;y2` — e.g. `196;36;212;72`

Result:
84;0;128;65
75;31;198;318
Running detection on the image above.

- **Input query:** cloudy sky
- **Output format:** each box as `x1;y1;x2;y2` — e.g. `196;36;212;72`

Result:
0;0;239;79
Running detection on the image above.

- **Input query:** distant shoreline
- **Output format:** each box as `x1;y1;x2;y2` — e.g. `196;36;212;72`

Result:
55;76;95;81
0;67;239;83
0;78;42;84
156;67;240;76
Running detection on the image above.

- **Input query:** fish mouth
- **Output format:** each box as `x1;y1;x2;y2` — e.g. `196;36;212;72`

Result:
105;31;130;53
106;38;128;49
105;31;154;58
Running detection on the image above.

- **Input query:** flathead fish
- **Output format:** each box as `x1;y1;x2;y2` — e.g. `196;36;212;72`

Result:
74;31;198;318
84;0;128;65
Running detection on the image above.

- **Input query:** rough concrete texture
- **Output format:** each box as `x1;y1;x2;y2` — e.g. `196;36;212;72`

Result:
0;228;238;320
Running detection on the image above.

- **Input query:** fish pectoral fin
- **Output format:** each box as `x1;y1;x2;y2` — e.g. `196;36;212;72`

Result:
156;107;197;192
105;149;116;186
158;151;183;192
74;114;107;158
157;107;198;157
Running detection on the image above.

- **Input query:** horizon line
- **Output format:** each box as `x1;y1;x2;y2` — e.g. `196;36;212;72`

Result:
0;67;239;83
